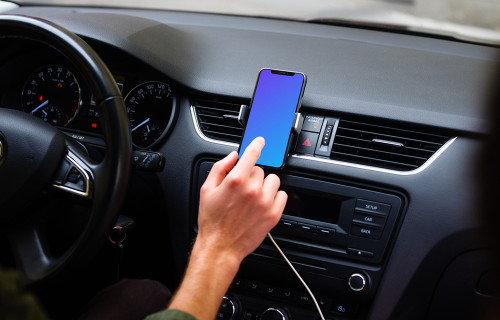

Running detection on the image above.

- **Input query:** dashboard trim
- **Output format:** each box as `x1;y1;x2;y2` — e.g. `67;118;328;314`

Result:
191;104;457;176
52;152;91;198
190;105;239;148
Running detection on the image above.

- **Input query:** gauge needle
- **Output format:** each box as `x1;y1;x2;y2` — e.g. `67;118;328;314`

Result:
131;117;150;132
31;100;49;114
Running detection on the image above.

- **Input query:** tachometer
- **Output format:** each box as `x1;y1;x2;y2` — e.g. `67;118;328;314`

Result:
124;81;174;149
22;65;82;126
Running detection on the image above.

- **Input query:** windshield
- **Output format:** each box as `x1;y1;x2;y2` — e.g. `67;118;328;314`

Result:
9;0;500;45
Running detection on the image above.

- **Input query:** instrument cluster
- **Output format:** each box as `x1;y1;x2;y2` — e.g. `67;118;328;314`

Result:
20;64;176;149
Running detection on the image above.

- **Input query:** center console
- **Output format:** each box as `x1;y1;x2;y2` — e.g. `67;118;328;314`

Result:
194;161;405;320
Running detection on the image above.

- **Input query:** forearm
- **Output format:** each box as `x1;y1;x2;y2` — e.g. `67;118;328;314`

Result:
166;139;285;319
168;240;240;320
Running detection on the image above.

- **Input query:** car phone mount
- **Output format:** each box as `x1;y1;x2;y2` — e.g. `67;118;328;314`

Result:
238;104;305;137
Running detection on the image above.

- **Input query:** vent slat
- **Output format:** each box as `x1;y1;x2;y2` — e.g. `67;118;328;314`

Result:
203;130;242;139
336;127;444;149
339;119;449;141
333;142;428;162
332;119;451;171
331;151;419;170
197;107;239;116
335;135;436;156
194;98;246;144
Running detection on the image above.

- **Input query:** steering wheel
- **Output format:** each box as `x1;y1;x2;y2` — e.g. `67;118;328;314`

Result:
0;15;131;285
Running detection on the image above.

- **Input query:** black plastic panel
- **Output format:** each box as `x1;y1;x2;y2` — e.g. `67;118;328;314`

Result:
196;160;405;319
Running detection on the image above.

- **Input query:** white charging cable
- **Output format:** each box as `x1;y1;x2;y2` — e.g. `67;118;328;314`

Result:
267;232;325;320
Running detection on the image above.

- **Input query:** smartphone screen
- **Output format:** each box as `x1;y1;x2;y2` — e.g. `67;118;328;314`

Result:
238;69;306;168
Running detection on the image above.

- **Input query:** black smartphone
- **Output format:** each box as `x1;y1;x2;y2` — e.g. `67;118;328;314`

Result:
238;68;307;169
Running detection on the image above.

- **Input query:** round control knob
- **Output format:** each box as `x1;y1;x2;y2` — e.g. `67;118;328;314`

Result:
348;273;367;292
260;306;289;320
218;295;239;320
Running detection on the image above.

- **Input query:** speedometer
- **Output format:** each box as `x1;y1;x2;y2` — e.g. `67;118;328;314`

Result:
124;81;174;149
22;65;81;126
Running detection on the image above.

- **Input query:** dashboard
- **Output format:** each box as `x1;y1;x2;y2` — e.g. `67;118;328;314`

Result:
1;4;500;320
0;40;177;150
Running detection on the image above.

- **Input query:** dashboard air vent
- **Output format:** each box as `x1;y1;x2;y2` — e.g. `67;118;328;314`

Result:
194;98;246;144
331;119;451;171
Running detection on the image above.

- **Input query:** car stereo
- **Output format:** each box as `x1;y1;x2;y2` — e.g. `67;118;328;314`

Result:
195;160;405;319
267;173;403;265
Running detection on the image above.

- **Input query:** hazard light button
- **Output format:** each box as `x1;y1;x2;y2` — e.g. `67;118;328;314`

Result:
295;131;319;155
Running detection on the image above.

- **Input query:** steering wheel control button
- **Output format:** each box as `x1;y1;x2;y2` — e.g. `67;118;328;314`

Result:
348;273;367;292
131;151;164;172
295;131;318;155
52;154;91;198
63;166;86;192
347;248;374;258
350;224;383;239
66;167;81;184
301;115;324;133
355;199;391;215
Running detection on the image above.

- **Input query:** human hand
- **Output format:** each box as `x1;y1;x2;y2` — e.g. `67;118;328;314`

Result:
166;137;287;320
196;136;288;265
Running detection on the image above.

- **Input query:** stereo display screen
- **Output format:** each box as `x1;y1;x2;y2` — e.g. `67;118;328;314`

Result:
281;188;341;225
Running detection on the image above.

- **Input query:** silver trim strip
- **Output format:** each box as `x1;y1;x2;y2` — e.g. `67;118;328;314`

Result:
52;153;91;198
190;104;457;176
292;136;457;176
190;105;239;148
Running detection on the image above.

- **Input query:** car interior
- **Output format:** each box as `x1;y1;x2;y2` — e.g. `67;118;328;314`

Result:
1;1;499;320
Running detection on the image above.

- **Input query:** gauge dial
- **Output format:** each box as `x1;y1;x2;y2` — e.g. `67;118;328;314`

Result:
22;65;82;127
125;81;174;149
39;105;62;126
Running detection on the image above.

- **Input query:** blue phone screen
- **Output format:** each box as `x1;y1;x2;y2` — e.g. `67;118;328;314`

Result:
239;69;305;168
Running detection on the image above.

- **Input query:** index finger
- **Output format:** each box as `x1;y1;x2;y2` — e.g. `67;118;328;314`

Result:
233;137;265;176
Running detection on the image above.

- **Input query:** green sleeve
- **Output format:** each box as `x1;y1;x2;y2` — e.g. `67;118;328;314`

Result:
0;266;48;320
145;309;199;320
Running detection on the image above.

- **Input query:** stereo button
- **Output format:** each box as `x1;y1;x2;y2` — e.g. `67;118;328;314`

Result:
298;223;316;233
317;227;335;237
355;199;391;215
279;220;297;229
350;224;383;239
353;212;387;228
347;248;374;258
